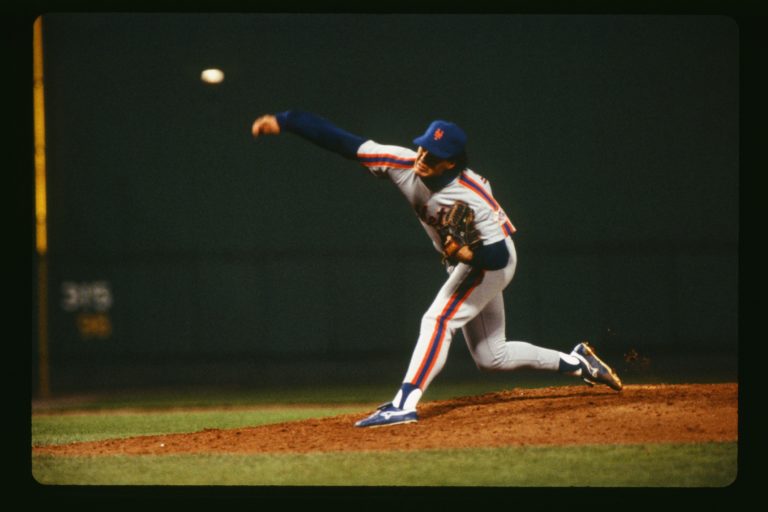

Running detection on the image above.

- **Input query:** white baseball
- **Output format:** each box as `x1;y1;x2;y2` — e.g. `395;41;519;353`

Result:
201;68;224;84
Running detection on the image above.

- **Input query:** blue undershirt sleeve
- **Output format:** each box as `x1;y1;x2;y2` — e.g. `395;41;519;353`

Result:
470;239;510;270
275;110;367;160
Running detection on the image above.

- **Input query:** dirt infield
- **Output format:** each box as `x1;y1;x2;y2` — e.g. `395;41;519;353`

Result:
34;383;737;456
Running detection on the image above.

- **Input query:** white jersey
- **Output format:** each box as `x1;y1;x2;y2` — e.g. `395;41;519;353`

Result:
357;140;516;253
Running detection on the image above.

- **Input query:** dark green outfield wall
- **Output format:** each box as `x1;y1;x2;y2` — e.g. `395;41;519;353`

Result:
33;14;738;392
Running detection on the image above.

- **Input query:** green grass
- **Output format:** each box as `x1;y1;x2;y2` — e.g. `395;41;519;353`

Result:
31;383;738;487
32;442;737;487
32;406;367;446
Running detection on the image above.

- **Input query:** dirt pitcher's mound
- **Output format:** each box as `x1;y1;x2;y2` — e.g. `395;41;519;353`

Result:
34;383;737;456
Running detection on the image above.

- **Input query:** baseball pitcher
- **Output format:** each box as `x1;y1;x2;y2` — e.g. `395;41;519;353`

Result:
252;111;622;428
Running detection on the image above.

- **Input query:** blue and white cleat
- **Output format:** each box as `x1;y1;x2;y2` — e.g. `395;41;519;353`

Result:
571;341;623;391
354;402;418;428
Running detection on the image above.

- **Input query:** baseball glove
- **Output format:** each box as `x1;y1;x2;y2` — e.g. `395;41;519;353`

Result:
439;201;481;263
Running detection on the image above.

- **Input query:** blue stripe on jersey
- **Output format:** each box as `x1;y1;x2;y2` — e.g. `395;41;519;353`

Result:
458;173;499;211
359;155;415;167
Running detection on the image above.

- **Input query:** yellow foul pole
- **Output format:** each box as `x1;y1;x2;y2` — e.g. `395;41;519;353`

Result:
33;16;50;399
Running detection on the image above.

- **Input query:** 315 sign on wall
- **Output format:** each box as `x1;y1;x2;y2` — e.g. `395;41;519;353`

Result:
61;281;113;339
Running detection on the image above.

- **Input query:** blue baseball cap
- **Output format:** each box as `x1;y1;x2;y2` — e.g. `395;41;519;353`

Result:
413;120;467;160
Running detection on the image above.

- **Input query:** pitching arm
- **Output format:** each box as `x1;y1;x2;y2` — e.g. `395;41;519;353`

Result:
252;110;366;160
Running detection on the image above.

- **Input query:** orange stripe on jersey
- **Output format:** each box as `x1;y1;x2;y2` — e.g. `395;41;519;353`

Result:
361;160;414;169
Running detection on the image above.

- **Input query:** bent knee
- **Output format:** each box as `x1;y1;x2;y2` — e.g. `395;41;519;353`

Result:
473;354;507;372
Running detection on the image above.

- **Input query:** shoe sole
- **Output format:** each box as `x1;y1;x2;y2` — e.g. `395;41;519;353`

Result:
580;342;623;391
356;418;418;428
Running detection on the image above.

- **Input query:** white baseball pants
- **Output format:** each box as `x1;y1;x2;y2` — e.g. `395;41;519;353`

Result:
394;237;565;411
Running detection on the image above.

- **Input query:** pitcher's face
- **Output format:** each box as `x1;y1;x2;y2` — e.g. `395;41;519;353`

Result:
413;147;456;178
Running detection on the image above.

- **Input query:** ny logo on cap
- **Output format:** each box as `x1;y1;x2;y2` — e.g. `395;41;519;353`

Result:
434;128;444;140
